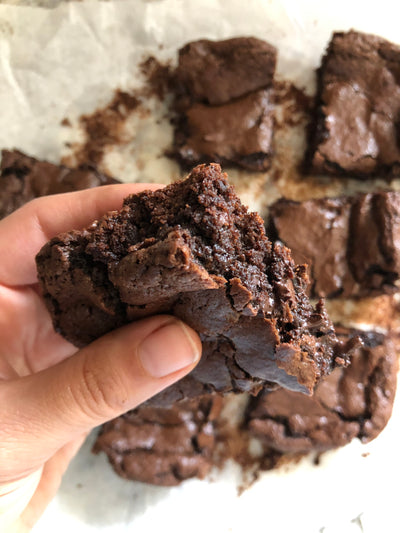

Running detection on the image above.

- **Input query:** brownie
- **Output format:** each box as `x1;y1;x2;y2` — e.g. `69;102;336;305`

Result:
36;164;350;401
176;37;277;106
269;192;400;298
246;328;398;453
93;395;222;486
174;89;274;171
0;149;119;219
173;37;277;171
307;30;400;178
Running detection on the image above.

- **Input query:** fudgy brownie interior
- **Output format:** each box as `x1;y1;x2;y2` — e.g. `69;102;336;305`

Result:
37;164;350;400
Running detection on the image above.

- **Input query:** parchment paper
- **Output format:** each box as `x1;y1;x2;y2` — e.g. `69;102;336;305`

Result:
0;1;399;531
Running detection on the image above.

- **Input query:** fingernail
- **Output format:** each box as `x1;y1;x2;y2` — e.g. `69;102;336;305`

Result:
138;320;200;378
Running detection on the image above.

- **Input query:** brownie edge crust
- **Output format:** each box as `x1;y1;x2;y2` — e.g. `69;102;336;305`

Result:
36;164;349;399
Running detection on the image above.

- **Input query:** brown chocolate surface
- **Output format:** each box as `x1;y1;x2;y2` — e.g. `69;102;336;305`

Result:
93;395;222;486
176;37;277;105
269;191;400;298
307;30;400;178
246;328;398;453
172;37;277;171
36;164;348;402
175;89;274;171
0;149;118;219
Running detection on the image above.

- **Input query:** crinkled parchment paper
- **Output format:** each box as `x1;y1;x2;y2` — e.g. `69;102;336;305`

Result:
0;1;399;532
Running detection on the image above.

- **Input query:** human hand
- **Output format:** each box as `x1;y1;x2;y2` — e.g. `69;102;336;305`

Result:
0;185;201;532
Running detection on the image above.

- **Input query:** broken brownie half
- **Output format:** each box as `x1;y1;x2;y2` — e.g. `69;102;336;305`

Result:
93;395;222;486
36;163;349;400
173;37;277;171
0;149;119;219
269;192;400;299
246;327;398;453
307;30;400;178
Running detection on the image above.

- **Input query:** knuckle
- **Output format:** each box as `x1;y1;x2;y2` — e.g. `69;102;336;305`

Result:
73;354;130;420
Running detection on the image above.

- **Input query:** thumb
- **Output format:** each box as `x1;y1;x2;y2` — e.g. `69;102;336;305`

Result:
0;315;201;482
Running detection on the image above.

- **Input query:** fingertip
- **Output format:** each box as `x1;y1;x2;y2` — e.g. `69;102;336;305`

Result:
137;318;202;379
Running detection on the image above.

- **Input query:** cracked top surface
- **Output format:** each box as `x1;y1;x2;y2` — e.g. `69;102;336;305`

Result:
36;163;348;402
93;395;222;486
307;30;400;178
0;149;118;219
172;37;276;171
246;328;398;453
174;89;275;172
176;37;277;105
269;192;400;299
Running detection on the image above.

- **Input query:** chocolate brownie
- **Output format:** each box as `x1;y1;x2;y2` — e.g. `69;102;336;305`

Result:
246;328;398;453
269;192;400;298
307;30;400;178
174;90;274;171
36;164;350;400
176;37;277;106
0;149;119;219
173;37;276;171
93;395;222;486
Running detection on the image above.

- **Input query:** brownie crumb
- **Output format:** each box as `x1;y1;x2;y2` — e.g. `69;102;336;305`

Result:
139;55;175;100
67;89;141;167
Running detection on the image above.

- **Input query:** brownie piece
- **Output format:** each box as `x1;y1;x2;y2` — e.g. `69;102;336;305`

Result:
174;90;274;171
173;37;276;171
36;164;349;400
93;395;222;486
0;149;119;219
246;328;398;453
307;30;400;178
269;192;400;298
176;37;277;105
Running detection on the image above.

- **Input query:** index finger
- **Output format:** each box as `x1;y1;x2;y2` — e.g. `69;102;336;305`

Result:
0;183;162;287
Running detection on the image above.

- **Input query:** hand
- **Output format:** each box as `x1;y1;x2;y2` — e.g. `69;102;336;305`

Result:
0;185;201;532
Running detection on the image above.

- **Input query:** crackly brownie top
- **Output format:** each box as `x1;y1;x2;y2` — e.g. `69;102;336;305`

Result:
174;89;274;171
37;164;348;398
176;36;277;105
269;191;400;298
308;30;400;177
246;328;398;453
93;395;222;486
172;37;276;171
0;149;118;219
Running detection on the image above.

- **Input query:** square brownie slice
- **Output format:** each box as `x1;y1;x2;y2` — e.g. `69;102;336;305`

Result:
93;395;222;486
174;89;274;171
307;30;400;178
246;328;398;453
0;149;119;219
36;164;349;399
176;37;277;106
173;37;277;171
269;192;400;298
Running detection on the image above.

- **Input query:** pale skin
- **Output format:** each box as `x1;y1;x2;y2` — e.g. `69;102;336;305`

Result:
0;185;202;532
